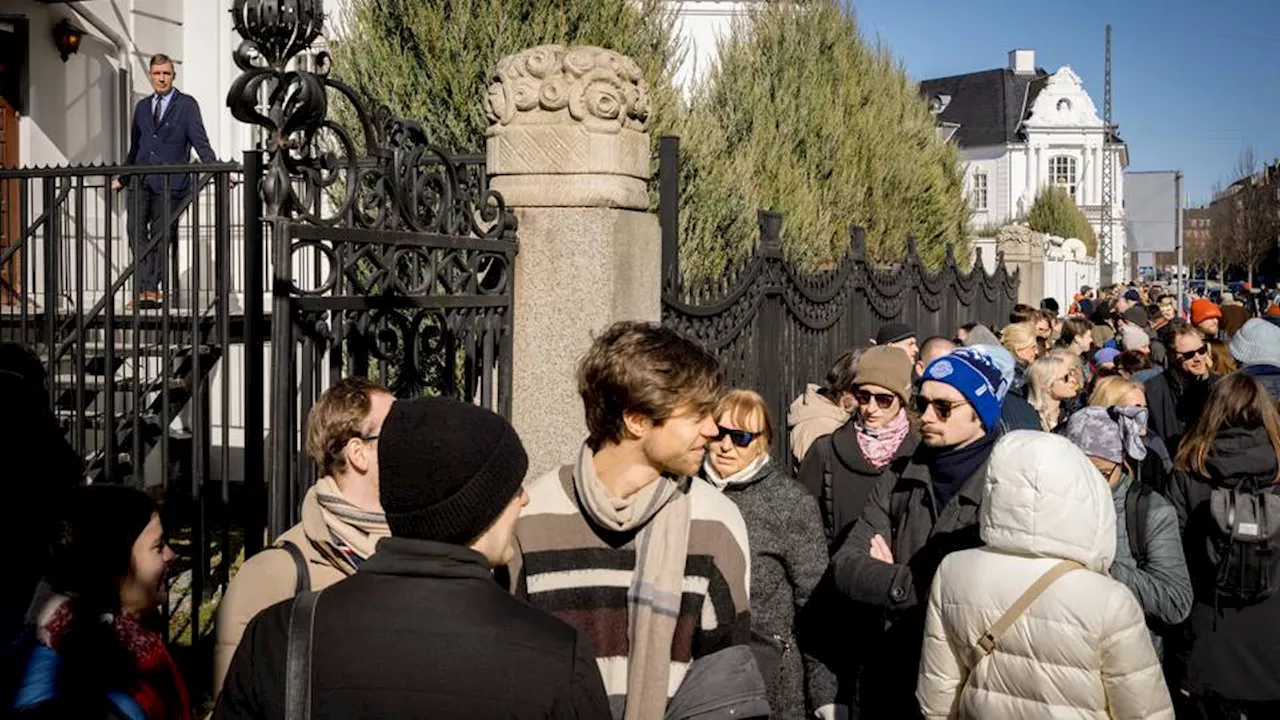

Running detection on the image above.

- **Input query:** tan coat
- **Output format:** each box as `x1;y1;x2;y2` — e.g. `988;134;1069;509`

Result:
787;385;849;466
212;485;360;695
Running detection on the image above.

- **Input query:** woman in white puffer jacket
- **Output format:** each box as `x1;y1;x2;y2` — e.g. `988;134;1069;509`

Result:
916;431;1173;719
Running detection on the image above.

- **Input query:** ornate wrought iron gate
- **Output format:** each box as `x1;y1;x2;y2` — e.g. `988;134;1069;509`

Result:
227;0;517;537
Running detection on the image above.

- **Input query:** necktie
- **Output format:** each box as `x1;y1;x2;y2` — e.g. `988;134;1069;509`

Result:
153;96;161;126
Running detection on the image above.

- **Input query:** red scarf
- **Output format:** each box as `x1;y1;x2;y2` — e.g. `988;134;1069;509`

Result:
44;601;192;720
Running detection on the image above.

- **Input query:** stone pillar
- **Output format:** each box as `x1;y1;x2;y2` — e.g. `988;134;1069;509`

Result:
486;44;661;477
997;225;1046;307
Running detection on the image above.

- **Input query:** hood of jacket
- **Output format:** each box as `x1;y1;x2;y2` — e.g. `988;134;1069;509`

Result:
979;431;1117;572
787;384;848;429
1201;425;1279;489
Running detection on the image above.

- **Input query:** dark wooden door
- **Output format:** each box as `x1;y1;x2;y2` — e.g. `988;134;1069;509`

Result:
0;47;20;302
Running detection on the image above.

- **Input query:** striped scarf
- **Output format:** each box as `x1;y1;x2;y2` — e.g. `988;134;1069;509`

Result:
573;444;691;720
312;476;390;566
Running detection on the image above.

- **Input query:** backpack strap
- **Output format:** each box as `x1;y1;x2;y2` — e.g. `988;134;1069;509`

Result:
977;560;1084;654
280;540;311;595
285;590;320;720
1126;482;1152;568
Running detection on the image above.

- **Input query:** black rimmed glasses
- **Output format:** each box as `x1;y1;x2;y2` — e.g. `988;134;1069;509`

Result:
714;426;761;448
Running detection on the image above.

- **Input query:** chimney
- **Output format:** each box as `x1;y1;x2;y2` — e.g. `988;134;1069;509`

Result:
1008;49;1036;75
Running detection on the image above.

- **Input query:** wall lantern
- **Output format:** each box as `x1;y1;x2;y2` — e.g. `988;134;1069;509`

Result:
52;19;84;62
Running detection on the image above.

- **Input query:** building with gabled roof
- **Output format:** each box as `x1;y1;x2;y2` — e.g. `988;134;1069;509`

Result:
920;49;1130;279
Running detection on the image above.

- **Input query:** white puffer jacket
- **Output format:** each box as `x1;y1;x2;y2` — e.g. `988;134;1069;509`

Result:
916;431;1174;719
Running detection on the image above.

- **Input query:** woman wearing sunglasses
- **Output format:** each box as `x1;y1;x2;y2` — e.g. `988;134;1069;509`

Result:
798;346;918;550
1025;355;1078;432
700;389;836;720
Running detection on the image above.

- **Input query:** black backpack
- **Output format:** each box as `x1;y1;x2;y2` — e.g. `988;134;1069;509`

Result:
1124;482;1153;568
1207;480;1280;603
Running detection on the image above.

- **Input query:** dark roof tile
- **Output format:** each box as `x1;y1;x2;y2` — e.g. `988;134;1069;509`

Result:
919;67;1049;148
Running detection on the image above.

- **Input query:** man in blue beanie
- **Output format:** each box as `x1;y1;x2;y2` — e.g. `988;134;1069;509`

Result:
829;345;1011;718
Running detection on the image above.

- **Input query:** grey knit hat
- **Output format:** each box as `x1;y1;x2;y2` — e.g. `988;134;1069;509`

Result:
1062;405;1148;465
1119;325;1150;352
1230;318;1280;367
963;324;1001;348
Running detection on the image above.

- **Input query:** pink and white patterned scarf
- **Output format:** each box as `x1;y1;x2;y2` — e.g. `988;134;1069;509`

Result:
856;410;910;468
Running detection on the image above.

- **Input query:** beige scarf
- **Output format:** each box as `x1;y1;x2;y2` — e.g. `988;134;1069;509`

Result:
311;476;390;562
573;444;692;720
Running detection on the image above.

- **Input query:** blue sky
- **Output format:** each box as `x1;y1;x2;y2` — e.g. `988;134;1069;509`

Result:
847;0;1280;207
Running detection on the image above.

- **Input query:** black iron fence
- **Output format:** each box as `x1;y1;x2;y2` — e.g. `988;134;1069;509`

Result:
656;137;1021;465
0;156;265;698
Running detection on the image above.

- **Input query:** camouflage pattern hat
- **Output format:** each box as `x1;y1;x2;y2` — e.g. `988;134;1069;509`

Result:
1063;405;1148;465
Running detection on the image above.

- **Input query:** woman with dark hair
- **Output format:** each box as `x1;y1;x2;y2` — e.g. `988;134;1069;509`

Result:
788;348;865;470
12;485;186;719
1168;374;1280;718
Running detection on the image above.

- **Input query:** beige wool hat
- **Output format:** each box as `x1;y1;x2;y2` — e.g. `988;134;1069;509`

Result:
852;346;913;404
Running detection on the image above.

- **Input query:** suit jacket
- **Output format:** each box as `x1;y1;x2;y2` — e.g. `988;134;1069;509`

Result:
123;89;216;195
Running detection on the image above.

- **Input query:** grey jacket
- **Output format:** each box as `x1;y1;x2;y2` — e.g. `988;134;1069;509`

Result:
1110;475;1193;656
665;645;770;720
716;462;837;718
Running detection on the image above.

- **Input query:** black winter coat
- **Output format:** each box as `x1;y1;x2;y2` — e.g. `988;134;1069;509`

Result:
1145;369;1215;453
1168;426;1280;702
828;440;993;718
798;421;920;549
715;463;836;718
213;538;611;720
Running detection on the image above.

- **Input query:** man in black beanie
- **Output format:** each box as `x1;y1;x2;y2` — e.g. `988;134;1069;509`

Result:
215;395;610;720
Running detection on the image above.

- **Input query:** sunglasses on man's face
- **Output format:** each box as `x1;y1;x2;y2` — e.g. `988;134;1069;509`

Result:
854;389;897;410
1177;345;1208;362
912;395;969;420
714;426;761;448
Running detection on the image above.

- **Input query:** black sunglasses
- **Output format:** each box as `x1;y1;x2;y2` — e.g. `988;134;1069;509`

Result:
714;425;761;448
855;389;898;410
1177;345;1208;362
912;395;970;420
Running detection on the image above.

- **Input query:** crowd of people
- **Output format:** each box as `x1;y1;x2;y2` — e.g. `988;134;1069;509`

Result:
6;280;1280;719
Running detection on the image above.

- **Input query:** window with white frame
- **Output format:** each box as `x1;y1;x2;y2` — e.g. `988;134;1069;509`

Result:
1049;156;1077;197
972;172;988;211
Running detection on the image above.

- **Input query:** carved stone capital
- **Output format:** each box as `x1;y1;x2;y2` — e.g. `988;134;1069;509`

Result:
485;45;652;209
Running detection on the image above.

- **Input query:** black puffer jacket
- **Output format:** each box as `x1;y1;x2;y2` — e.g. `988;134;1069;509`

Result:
1168;426;1280;702
713;462;836;718
798;421;919;549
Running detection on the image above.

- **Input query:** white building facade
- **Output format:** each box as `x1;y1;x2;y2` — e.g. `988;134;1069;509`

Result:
921;50;1130;280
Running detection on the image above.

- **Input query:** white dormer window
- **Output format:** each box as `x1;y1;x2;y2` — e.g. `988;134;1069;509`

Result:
1049;156;1077;197
972;172;988;211
1056;98;1072;113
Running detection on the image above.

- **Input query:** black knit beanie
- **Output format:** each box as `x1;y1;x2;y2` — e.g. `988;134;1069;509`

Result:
378;396;529;545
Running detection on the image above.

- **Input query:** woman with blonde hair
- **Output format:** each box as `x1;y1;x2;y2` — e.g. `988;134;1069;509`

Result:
1025;355;1077;431
702;389;837;719
1001;322;1039;393
1168;373;1280;718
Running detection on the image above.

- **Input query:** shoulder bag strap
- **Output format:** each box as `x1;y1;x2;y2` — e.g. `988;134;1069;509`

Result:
1126;483;1150;567
977;560;1085;655
285;590;320;720
280;540;311;594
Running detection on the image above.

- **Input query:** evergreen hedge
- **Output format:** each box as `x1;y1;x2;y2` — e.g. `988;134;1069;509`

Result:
675;0;969;279
1026;185;1098;254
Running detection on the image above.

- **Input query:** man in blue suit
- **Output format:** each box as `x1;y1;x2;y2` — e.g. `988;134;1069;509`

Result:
111;54;216;307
